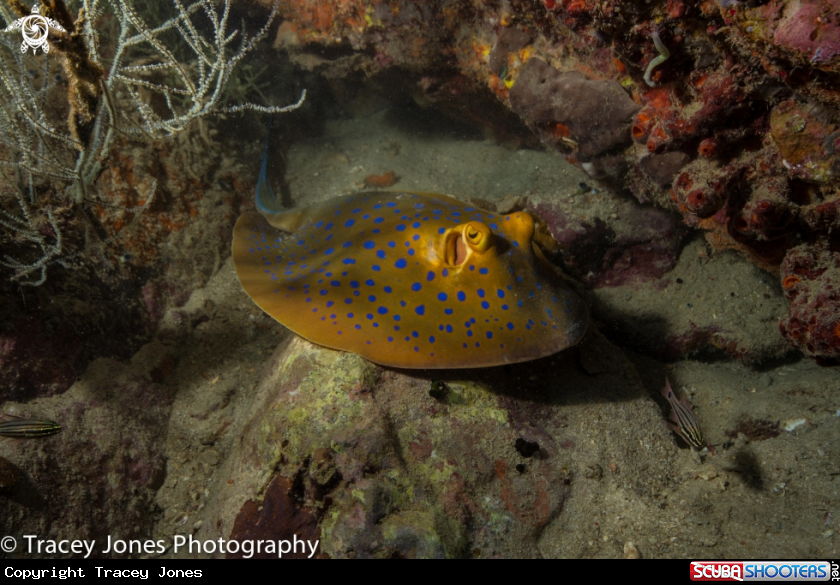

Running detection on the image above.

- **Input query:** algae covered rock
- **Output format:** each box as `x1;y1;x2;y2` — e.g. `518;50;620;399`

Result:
195;331;677;558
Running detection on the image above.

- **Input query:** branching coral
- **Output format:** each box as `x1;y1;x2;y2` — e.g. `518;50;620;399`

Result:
0;0;305;285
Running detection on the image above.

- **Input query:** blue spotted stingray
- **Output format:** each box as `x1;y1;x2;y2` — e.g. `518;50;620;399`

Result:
232;191;588;368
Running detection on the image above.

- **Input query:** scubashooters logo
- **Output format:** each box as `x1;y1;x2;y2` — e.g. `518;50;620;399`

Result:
4;4;65;54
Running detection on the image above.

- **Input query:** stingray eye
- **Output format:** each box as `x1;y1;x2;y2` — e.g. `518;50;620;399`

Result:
463;222;492;254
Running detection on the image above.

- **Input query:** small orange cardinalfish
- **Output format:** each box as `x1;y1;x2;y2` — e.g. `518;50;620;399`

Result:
662;378;712;453
0;414;61;439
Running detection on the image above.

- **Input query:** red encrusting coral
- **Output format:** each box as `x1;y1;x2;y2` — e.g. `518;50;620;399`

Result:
779;241;840;365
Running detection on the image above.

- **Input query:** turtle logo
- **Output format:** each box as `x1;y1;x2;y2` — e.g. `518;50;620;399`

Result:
4;4;65;54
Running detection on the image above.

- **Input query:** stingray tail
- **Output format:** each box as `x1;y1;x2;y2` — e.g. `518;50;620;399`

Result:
255;117;283;215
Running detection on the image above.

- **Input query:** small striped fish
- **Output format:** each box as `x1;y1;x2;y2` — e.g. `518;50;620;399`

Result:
0;415;61;439
662;378;705;450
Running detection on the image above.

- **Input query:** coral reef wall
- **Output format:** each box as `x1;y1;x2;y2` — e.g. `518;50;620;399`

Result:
267;0;840;364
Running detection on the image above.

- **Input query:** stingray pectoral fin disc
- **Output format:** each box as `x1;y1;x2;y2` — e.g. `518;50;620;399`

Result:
232;192;589;369
232;211;291;319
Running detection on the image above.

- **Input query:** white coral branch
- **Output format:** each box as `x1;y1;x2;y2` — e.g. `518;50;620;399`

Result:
0;0;305;285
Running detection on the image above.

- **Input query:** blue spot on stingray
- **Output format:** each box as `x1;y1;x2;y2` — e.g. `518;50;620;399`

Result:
376;250;386;259
411;283;422;292
343;258;356;265
363;241;375;249
319;290;328;295
438;292;448;301
372;229;380;234
324;248;335;255
325;222;333;230
486;331;493;339
366;313;373;320
372;265;381;271
412;234;420;241
368;295;376;302
477;289;485;298
479;267;489;275
297;240;305;245
469;265;475;271
326;301;334;308
383;286;392;293
352;208;361;214
427;271;435;281
350;280;359;288
394;315;401;321
408;249;415;256
497;289;505;298
412;222;421;228
363;214;370;219
400;301;406;307
374;217;384;224
446;325;453;333
388;241;396;248
507;322;514;330
347;313;354;318
457;291;466;302
373;204;382;209
444;308;453;315
467;330;473;337
395;259;407;269
344;298;353;304
396;224;406;231
501;304;509;310
438;227;446;234
517;300;524;308
415;305;425;316
481;301;490;309
386;202;396;207
355;324;361;330
330;280;341;287
316;221;323;228
365;279;375;286
378;307;388;315
429;336;435;343
388;336;394;342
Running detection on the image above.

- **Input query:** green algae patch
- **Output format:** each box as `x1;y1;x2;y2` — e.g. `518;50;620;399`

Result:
442;381;509;427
